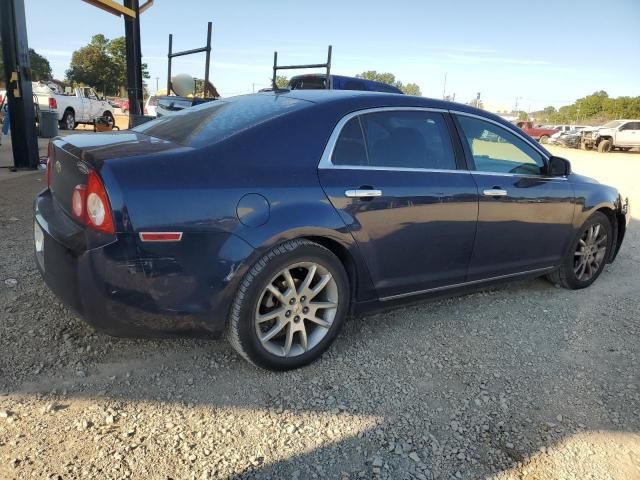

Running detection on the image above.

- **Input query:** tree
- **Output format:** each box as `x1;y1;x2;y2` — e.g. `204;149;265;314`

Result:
66;34;149;96
356;71;422;96
275;75;289;89
517;111;528;121
29;49;52;81
1;45;52;84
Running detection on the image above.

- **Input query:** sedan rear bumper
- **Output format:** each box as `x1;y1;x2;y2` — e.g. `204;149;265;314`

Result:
34;190;254;338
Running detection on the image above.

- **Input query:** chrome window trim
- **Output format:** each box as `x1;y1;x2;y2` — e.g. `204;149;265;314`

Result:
469;170;568;181
318;106;457;172
379;266;554;302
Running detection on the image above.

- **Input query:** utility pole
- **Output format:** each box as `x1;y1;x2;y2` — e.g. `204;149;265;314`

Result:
155;76;159;92
0;0;39;170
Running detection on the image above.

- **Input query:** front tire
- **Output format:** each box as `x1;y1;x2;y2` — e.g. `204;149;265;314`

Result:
227;239;350;370
548;212;612;289
597;139;612;153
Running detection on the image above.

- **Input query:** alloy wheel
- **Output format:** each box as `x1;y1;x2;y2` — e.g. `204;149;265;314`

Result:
574;223;607;282
255;262;338;358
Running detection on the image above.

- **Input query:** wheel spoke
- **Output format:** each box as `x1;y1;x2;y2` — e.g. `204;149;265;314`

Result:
299;326;308;352
578;239;587;248
307;315;331;328
260;319;286;343
309;274;332;299
298;264;317;295
309;301;338;310
266;284;286;305
592;224;601;241
257;307;285;323
283;323;294;356
595;234;608;246
282;269;297;295
574;250;585;257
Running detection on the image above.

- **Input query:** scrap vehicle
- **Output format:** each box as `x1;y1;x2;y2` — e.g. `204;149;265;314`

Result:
273;45;404;94
33;81;115;130
515;120;558;144
36;91;630;370
580;120;640;152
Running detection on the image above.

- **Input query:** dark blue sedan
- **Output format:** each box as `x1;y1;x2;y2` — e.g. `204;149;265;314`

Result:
35;91;630;370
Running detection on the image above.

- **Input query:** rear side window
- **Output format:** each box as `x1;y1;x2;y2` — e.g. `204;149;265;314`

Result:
132;95;308;147
331;110;456;170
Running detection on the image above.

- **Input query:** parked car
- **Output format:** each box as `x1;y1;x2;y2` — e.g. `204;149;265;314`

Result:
155;95;215;117
550;130;582;149
515;121;558;143
33;82;115;130
35;91;630;370
288;74;404;94
581;120;640;152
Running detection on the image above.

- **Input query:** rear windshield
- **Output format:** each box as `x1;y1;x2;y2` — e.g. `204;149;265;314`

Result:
289;75;328;90
132;94;308;147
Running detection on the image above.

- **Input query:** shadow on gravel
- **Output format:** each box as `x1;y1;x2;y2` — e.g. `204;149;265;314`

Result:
1;174;638;479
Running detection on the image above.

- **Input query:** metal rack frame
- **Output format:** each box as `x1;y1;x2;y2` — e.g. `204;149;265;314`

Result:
272;45;332;90
167;22;212;97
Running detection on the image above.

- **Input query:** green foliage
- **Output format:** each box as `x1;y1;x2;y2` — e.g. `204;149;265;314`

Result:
356;71;422;96
533;91;640;125
275;75;289;89
65;35;149;96
517;111;528;121
0;44;52;83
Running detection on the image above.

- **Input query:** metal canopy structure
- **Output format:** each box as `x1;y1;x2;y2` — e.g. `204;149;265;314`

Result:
83;0;150;127
272;45;332;90
166;22;213;97
1;0;40;170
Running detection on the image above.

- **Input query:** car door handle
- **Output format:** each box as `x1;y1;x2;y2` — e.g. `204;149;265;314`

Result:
483;188;508;197
345;189;383;198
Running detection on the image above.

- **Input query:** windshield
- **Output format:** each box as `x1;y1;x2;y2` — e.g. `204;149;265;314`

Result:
601;120;623;128
132;94;309;147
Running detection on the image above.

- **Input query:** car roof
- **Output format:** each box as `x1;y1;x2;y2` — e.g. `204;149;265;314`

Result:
255;89;517;130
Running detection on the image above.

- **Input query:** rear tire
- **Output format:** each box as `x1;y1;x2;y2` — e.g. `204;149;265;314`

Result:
227;239;350;370
547;212;612;289
597;139;612;153
60;109;76;130
539;135;549;144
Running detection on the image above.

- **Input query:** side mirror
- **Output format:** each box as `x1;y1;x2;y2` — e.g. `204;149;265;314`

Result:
548;156;571;176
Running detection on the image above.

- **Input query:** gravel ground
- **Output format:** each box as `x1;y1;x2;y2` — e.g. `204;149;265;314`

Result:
1;146;639;479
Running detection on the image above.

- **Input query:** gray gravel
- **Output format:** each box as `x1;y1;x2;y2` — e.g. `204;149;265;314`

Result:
1;154;639;479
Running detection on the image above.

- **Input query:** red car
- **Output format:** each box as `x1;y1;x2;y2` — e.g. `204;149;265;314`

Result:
516;121;558;144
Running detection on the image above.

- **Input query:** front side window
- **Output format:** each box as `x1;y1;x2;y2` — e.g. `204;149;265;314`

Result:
456;115;545;175
619;122;640;131
331;110;456;170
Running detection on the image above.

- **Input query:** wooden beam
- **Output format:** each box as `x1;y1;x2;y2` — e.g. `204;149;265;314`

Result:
81;0;136;18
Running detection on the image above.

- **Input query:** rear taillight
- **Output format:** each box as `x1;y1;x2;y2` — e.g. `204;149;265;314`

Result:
48;97;57;109
71;170;115;235
47;143;52;188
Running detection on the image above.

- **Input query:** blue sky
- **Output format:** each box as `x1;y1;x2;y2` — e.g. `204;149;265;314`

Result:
24;0;639;111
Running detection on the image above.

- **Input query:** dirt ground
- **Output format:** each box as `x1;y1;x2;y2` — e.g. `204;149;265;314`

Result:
0;144;638;479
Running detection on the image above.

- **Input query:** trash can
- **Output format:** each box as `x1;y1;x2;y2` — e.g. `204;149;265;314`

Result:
39;110;59;138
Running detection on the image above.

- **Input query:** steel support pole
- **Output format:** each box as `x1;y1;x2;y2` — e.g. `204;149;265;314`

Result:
0;0;39;170
204;22;212;98
123;0;143;126
167;34;173;94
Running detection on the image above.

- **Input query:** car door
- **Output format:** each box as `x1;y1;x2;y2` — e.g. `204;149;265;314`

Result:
453;112;575;281
318;108;479;299
617;121;640;146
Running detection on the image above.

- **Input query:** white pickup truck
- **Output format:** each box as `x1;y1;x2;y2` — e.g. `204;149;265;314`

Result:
32;82;115;130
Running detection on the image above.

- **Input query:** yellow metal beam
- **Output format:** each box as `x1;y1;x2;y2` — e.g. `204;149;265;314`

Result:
81;0;136;18
139;0;154;14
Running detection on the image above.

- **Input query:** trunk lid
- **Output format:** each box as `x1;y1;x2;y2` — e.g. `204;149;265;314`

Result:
49;131;185;218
